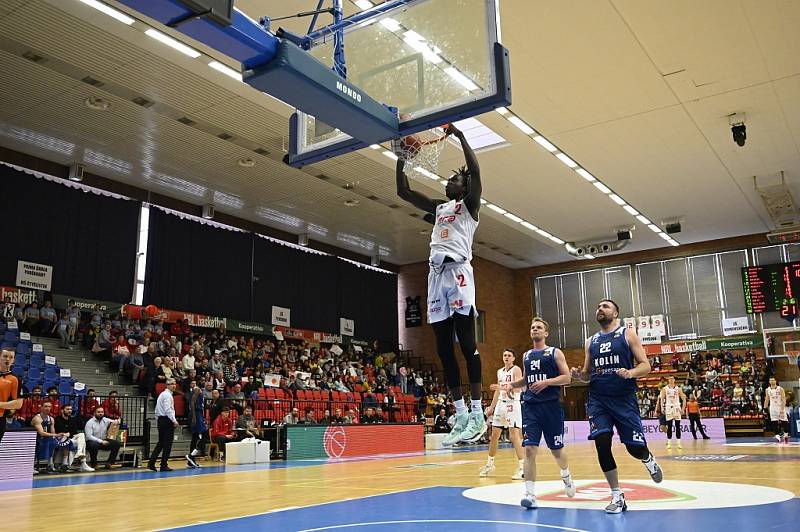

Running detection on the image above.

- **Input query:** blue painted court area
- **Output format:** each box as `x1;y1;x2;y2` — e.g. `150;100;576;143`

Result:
163;486;800;532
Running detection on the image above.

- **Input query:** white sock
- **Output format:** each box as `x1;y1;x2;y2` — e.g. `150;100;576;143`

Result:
191;449;199;457
560;468;571;478
486;456;494;465
525;480;535;496
454;398;467;415
611;488;623;499
518;459;525;468
470;399;483;413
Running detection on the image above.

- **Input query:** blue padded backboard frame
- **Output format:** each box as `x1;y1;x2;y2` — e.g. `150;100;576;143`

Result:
285;43;511;168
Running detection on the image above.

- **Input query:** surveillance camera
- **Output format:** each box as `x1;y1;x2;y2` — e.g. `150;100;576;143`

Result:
731;123;746;147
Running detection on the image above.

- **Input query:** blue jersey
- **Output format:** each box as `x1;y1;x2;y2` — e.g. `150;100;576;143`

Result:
521;346;561;404
588;325;636;397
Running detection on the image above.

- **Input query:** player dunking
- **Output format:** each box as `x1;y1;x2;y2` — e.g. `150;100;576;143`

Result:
493;318;576;509
571;300;663;514
480;349;525;480
656;375;686;449
396;123;485;445
764;377;789;443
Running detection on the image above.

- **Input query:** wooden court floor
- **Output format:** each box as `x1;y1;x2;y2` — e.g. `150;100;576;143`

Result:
5;438;800;531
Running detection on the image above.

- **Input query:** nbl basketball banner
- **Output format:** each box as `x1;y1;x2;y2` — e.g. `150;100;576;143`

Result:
286;424;424;460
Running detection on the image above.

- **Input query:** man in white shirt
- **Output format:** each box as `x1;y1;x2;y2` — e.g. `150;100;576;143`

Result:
84;406;121;469
149;378;178;472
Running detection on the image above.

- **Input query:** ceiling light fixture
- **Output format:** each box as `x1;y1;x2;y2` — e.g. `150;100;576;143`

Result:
507;116;534;135
555;153;578;168
486;204;507;215
504;212;523;223
623;205;639;216
608;194;626;206
79;0;135;25
208;61;243;81
145;28;201;58
532;135;558;152
593;181;611;194
575;168;596;182
636;215;652;225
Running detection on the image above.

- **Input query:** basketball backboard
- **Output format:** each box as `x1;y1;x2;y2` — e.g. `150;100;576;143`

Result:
286;0;510;167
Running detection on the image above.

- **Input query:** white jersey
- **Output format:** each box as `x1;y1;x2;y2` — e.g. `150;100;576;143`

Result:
664;386;681;409
767;386;784;409
497;366;519;401
430;199;478;264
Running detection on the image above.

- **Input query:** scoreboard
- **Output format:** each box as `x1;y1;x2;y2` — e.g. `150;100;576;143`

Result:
742;262;800;317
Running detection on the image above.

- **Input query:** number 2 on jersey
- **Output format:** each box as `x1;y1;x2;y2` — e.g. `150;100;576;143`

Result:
456;274;467;287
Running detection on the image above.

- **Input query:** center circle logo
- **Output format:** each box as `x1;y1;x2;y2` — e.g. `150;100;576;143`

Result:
323;426;347;458
462;480;794;510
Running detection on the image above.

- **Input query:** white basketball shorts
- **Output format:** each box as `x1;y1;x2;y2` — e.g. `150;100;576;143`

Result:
491;400;522;429
427;261;475;324
769;408;787;422
665;405;682;421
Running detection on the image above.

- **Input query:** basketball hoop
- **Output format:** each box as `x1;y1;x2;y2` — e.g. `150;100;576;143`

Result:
391;123;451;181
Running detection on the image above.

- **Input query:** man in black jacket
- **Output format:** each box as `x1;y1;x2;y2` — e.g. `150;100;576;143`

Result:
53;404;94;472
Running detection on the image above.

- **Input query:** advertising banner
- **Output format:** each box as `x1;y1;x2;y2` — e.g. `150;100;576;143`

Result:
122;304;227;329
563;417;725;443
286;424;424;460
643;335;764;355
52;294;123;314
0;285;38;305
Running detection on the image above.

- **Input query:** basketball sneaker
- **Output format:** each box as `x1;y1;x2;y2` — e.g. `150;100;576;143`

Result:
784;435;790;444
775;434;782;443
642;454;663;483
520;494;538;509
511;467;524;480
605;493;627;514
459;411;487;443
479;462;495;477
79;462;95;473
185;454;198;468
666;441;671;449
677;441;683;450
562;474;576;497
442;413;468;446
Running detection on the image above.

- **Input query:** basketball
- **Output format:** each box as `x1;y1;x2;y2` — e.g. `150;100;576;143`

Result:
323;425;348;458
399;134;424;159
144;304;159;316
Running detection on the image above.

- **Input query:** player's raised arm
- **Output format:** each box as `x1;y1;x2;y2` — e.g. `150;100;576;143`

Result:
447;124;481;219
396;159;442;214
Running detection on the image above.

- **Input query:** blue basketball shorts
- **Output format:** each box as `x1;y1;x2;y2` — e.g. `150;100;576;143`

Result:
587;393;647;446
522;399;565;450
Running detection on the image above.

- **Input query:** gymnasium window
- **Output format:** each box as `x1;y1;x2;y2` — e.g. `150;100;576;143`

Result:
533;250;751;348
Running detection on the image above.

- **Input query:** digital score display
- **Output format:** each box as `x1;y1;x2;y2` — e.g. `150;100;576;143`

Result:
742;262;800;317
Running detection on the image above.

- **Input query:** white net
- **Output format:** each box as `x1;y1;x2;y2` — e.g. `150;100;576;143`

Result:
391;127;450;181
